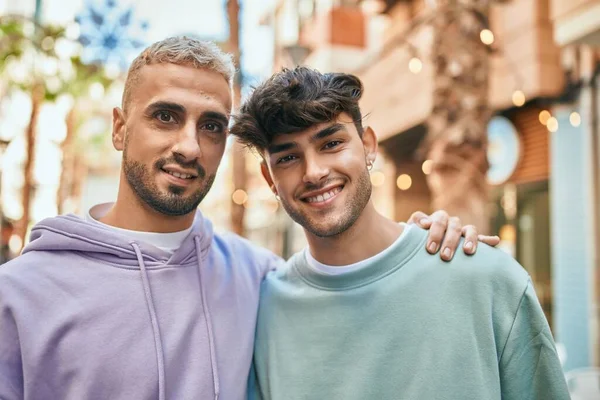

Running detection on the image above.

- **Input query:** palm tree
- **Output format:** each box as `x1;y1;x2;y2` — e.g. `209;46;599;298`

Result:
226;0;248;236
56;55;113;214
0;15;51;250
0;16;114;251
425;0;493;232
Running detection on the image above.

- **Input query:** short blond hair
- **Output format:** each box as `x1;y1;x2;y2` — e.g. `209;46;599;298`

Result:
122;36;235;111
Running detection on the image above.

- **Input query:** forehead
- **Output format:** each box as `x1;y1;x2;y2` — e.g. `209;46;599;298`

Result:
131;63;232;115
270;113;356;145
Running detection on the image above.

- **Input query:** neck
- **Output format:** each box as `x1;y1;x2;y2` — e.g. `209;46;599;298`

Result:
305;201;404;266
100;178;195;233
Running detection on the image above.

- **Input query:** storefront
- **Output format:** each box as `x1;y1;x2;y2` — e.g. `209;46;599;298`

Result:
486;106;552;325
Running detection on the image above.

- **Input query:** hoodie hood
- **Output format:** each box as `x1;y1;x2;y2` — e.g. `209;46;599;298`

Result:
23;210;214;268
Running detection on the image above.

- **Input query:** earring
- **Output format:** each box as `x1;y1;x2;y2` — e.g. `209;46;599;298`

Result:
275;194;280;201
367;160;374;171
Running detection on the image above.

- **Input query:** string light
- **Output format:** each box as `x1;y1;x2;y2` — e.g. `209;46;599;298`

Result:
370;170;385;187
396;174;412;190
232;189;248;205
512;90;525;107
408;57;423;74
546;117;559;132
422;160;433;175
570;112;581;127
538;110;551;125
480;29;495;45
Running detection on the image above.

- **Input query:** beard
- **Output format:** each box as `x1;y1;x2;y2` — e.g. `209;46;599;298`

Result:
122;146;215;217
280;167;372;238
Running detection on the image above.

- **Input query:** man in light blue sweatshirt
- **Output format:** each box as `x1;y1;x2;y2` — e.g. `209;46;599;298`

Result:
231;67;571;399
0;38;491;400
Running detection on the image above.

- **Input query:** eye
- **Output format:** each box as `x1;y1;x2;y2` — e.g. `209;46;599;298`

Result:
201;122;224;133
276;155;297;164
323;140;342;150
155;111;175;123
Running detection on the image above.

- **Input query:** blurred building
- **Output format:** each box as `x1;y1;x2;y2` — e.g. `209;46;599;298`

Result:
261;0;600;372
548;0;600;373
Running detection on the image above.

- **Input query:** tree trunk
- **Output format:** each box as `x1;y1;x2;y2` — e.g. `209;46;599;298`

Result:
15;84;43;251
57;106;77;214
425;0;491;233
70;153;88;215
227;0;248;236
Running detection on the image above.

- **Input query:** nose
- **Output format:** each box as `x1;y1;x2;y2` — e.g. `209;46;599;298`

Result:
172;122;201;162
302;154;329;185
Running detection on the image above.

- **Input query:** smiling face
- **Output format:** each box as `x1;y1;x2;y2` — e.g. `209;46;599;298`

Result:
112;62;232;216
262;113;377;238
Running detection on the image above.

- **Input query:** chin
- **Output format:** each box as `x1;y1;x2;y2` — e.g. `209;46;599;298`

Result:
306;225;345;238
303;216;344;237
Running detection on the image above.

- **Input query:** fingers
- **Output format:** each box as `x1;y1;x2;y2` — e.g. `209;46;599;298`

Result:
407;211;432;229
424;210;450;256
478;234;500;247
439;217;463;261
461;225;478;255
415;210;500;261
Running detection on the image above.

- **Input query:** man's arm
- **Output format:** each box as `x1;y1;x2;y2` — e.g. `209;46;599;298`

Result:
498;280;570;400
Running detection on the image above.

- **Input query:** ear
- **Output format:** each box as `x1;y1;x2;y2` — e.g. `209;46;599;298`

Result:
112;107;127;151
362;126;378;166
260;160;278;196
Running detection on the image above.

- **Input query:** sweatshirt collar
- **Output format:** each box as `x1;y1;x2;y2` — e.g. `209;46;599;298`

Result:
291;226;428;290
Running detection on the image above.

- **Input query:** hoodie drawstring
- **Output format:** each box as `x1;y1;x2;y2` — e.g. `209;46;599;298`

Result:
195;236;220;400
132;243;166;400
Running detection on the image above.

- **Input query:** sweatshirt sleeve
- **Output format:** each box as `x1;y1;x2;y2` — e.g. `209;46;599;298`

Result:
498;280;570;400
0;293;24;399
246;357;264;400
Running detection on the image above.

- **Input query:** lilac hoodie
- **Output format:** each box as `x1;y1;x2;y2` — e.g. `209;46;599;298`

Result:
0;211;282;400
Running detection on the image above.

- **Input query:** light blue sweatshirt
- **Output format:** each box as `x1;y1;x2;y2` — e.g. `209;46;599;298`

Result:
0;211;282;400
250;226;570;399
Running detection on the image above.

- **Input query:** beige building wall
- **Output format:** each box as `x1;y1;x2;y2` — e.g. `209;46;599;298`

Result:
551;0;600;45
359;0;565;141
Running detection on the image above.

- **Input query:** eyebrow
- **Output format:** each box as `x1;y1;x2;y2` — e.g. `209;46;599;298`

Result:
201;110;230;127
268;123;346;155
145;101;186;115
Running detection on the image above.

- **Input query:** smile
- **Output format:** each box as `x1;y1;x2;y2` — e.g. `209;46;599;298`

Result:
161;167;197;180
303;186;343;204
164;170;194;179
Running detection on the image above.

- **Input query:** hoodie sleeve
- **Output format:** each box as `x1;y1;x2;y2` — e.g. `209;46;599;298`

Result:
0;285;24;399
222;232;284;280
498;281;570;400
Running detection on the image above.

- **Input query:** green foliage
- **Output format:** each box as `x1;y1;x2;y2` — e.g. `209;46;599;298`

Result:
0;15;116;101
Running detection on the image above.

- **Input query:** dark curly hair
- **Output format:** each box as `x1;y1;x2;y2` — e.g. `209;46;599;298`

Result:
230;66;365;153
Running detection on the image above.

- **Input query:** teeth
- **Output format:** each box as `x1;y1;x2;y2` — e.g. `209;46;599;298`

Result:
306;187;342;203
167;171;193;179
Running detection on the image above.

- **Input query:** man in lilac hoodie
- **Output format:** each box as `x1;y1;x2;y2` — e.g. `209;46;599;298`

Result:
0;37;495;400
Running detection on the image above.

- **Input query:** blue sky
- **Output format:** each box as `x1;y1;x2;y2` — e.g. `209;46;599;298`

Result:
0;0;275;83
